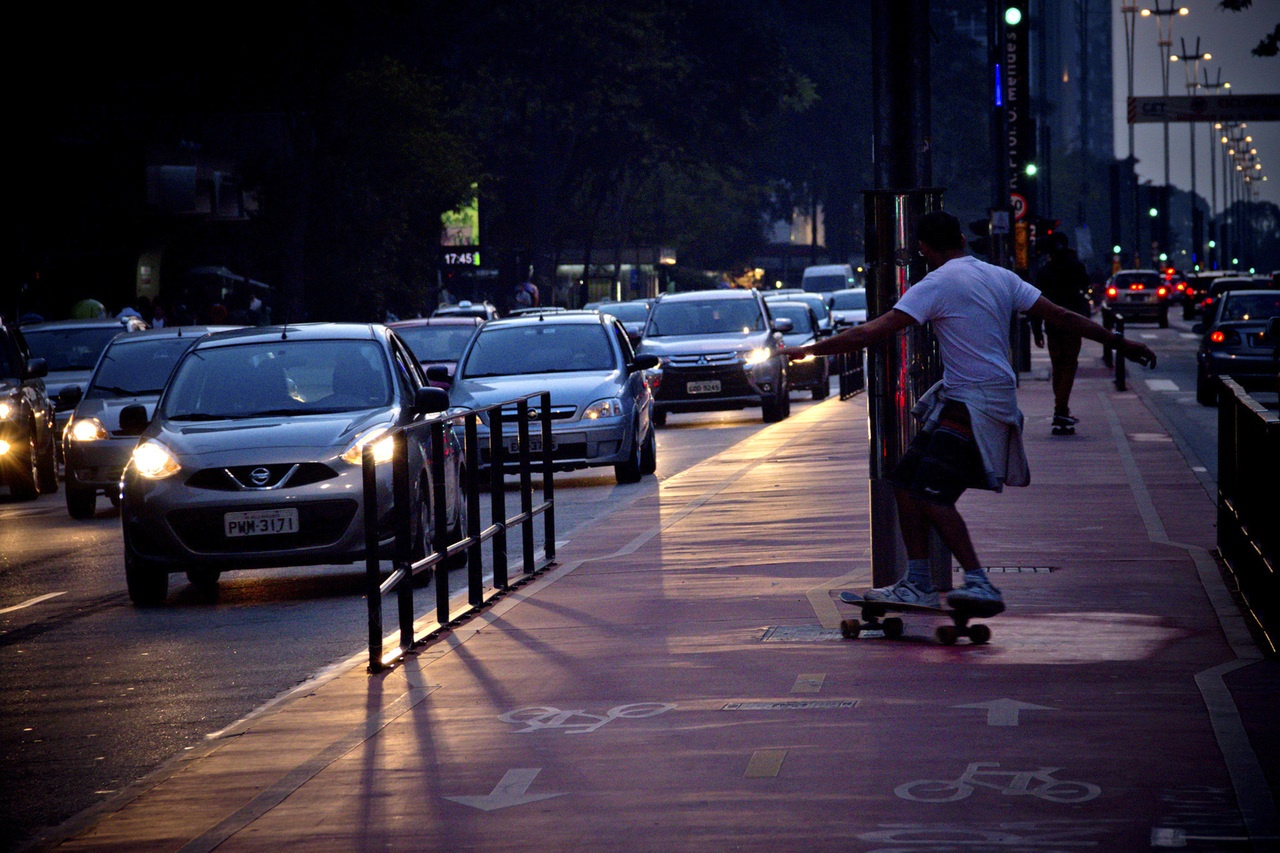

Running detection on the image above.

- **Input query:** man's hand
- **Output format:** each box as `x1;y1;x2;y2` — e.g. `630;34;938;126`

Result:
1121;338;1157;368
778;345;809;361
1033;333;1045;349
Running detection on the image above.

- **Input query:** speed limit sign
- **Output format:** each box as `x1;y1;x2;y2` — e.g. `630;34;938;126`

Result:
1010;193;1027;220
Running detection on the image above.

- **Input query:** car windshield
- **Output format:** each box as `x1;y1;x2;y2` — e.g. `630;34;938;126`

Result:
646;299;765;337
87;337;198;398
769;304;815;334
1219;293;1280;322
460;324;616;378
595;303;650;323
23;326;122;371
829;291;867;310
803;273;848;292
162;339;392;419
395;325;477;363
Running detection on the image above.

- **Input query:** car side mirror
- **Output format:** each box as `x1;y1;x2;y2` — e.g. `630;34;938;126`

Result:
424;364;451;386
24;357;48;380
59;385;83;408
1191;322;1205;335
630;354;660;372
415;386;450;415
119;404;150;436
773;317;794;334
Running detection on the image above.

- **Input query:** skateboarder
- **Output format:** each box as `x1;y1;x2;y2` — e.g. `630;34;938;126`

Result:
779;211;1156;613
1031;233;1093;434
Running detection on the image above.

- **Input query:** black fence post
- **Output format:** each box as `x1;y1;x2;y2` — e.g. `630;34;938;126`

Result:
432;419;450;624
516;399;535;575
490;408;508;589
1113;315;1127;392
363;446;383;672
465;413;483;607
392;432;414;652
1101;307;1115;368
540;391;556;564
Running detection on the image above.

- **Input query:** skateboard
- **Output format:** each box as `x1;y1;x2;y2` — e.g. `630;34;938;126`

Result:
1050;415;1077;436
838;591;997;645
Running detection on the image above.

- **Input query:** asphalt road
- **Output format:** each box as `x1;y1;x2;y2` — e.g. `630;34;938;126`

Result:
0;394;828;851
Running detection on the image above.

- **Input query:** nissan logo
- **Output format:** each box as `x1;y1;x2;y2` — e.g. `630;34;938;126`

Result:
250;467;272;486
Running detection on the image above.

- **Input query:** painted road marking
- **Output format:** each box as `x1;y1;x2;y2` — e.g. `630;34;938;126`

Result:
954;698;1055;727
745;750;787;778
791;673;825;694
445;768;564;811
498;702;675;734
895;762;1100;803
1145;379;1180;392
722;700;856;711
0;592;67;615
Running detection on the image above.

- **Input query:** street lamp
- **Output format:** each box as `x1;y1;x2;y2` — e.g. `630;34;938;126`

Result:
1172;38;1210;268
1140;1;1189;260
1203;70;1230;269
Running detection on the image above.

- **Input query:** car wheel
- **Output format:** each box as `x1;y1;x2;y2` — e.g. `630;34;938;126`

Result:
125;547;169;606
185;568;221;591
812;367;830;400
8;434;40;501
444;486;469;570
639;426;657;476
1158;307;1169;328
66;485;97;520
36;432;58;494
1196;367;1218;406
614;425;644;484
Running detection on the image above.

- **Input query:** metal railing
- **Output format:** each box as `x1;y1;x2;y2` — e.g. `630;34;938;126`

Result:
1217;378;1280;656
363;393;556;672
836;351;866;400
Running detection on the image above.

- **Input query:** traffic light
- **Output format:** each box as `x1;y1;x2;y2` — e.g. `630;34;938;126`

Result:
1004;3;1024;26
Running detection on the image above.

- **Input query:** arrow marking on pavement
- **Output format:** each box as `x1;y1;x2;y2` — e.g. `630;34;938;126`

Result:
445;768;565;811
954;699;1056;727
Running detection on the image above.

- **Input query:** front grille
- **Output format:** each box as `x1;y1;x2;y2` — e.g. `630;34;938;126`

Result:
665;352;739;367
167;499;359;553
498;405;577;421
186;463;338;491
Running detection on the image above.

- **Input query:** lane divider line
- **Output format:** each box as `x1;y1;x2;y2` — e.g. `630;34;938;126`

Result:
0;591;67;615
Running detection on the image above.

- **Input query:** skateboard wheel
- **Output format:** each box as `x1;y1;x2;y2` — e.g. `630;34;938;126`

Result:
936;625;959;645
883;617;904;639
840;619;862;639
969;623;991;644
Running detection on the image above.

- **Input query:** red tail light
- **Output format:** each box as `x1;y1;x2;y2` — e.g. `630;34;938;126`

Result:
1106;286;1118;299
1129;283;1145;291
1210;330;1226;343
1157;286;1169;298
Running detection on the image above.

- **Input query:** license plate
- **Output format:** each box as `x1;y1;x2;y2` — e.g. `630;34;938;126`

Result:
687;380;721;394
508;436;553;455
224;508;299;537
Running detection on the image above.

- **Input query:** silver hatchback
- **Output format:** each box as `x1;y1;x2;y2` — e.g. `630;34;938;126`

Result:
119;324;462;606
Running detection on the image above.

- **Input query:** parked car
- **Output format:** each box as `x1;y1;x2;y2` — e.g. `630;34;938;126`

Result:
801;263;857;294
1181;272;1235;320
60;326;233;518
0;317;58;499
19;316;148;458
637;289;792;425
1197;276;1270;324
764;291;835;338
432;300;500;321
447;310;659;483
764;301;830;400
825;288;868;328
117;323;462;606
584;300;653;345
387;316;485;385
1193;289;1280;406
1102;270;1171;327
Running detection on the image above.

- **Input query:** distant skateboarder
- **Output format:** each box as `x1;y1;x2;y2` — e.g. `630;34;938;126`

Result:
779;211;1155;613
1031;233;1093;435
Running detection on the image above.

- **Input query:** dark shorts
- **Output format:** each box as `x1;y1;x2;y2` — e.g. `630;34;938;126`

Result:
888;401;983;507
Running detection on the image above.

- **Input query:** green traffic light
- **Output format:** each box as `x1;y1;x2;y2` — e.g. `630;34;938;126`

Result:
1148;207;1159;218
1024;163;1038;177
1004;6;1022;26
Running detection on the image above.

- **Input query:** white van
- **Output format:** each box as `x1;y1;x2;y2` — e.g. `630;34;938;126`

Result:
801;264;856;294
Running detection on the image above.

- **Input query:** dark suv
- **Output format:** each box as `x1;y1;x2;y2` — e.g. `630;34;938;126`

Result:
0;318;59;499
637;289;792;425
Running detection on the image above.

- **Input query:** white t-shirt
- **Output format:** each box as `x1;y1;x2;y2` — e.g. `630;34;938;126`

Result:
893;255;1041;388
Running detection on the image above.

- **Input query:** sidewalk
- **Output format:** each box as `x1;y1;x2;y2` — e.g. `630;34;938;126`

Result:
44;349;1280;852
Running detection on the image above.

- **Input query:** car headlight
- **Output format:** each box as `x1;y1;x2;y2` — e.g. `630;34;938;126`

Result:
743;348;772;366
341;426;396;465
583;398;624;420
0;399;15;420
131;441;181;479
69;418;110;442
0;439;11;456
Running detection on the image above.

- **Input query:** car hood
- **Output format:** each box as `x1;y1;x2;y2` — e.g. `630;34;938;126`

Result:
450;371;624;412
49;370;93;405
781;331;817;347
74;395;162;433
0;378;20;396
638;334;769;356
148;409;394;462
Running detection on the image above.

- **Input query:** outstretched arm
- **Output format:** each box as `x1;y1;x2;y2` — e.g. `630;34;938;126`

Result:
1025;296;1157;367
779;308;916;360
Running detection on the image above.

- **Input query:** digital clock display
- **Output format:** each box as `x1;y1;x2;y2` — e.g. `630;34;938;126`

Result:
441;249;481;267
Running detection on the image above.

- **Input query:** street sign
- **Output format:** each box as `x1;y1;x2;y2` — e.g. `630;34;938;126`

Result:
1127;94;1280;124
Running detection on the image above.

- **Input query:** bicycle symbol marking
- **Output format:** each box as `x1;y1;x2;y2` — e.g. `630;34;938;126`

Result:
895;762;1101;803
499;702;676;735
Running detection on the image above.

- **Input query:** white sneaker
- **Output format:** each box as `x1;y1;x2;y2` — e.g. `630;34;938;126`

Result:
947;576;1005;616
864;579;940;608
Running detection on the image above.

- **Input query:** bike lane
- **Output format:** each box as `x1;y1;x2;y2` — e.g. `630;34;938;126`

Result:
47;366;1277;852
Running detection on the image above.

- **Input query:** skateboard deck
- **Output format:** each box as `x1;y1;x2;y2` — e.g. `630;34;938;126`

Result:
838;590;998;645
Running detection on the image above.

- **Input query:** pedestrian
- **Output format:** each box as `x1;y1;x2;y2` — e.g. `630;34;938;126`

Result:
779;211;1156;614
513;278;540;309
1031;233;1092;433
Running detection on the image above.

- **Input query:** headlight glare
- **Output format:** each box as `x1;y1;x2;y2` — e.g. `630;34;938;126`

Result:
131;441;181;479
0;400;14;420
342;427;395;465
70;418;110;442
744;348;771;366
583;398;623;420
